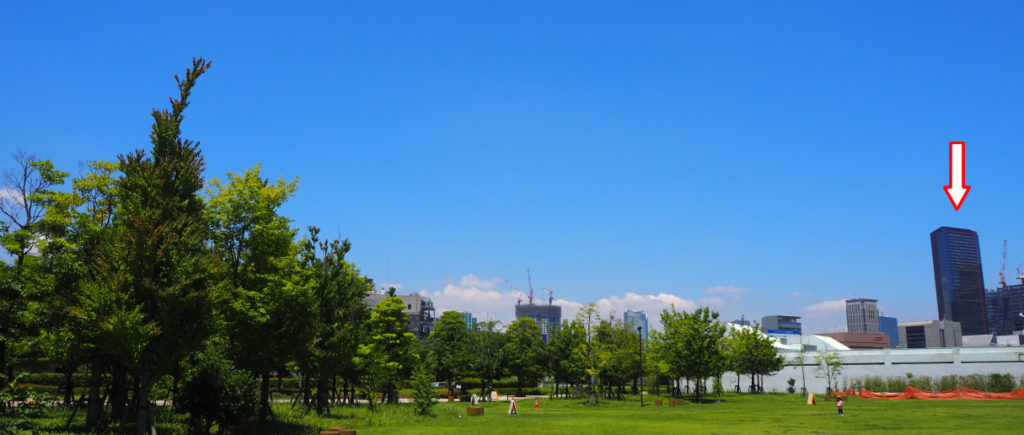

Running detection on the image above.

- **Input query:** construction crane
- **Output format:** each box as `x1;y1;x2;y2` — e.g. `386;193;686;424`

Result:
1017;265;1024;284
999;240;1008;288
544;288;553;305
527;267;534;305
507;279;523;305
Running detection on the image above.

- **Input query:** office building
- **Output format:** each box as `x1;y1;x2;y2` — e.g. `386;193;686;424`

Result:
846;298;880;333
898;320;962;348
515;303;561;343
458;311;478;330
624;310;649;341
985;283;1024;335
931;227;988;335
365;293;437;340
762;315;802;333
879;316;899;348
761;315;801;345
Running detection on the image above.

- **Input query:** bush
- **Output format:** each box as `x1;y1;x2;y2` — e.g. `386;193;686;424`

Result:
851;373;1018;393
176;342;258;434
412;365;438;416
0;374;50;435
937;375;960;391
986;373;1015;392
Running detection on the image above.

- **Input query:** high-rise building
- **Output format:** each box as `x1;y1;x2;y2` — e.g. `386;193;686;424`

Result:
879;316;899;348
930;227;988;335
515;303;561;343
985;284;1024;335
846;298;880;333
624;310;649;341
457;311;478;330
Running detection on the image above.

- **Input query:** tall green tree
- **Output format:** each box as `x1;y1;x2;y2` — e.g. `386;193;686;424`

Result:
301;227;372;415
547;319;588;398
503;317;545;396
205;164;308;421
428;311;472;396
593;316;641;400
469;320;506;400
659;306;726;402
359;296;417;406
0;152;67;385
90;58;215;435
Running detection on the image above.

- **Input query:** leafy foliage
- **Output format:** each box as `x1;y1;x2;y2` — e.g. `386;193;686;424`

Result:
176;340;257;434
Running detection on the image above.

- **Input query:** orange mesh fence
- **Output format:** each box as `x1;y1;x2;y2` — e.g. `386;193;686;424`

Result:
856;386;1024;400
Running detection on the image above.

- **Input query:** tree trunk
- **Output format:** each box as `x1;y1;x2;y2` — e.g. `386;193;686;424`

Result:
135;368;156;435
110;363;128;424
316;370;330;415
86;354;104;430
63;366;75;406
259;370;272;422
0;340;6;386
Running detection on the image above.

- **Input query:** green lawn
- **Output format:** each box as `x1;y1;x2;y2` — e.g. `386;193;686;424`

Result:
262;393;1024;435
23;393;1024;434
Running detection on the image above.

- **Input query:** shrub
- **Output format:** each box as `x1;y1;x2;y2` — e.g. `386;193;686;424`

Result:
961;374;987;390
986;373;1015;392
937;375;960;391
786;379;796;394
412;364;438;416
0;374;50;435
176;342;258;434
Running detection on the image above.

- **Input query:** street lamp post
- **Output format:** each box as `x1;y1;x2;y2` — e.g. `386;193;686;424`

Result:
638;325;644;407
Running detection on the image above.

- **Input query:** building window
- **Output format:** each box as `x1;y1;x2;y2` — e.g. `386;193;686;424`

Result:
906;326;926;348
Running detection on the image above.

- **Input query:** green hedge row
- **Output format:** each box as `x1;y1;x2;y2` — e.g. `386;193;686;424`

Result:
846;373;1021;393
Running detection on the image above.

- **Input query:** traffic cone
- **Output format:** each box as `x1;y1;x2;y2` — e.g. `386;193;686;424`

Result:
534;399;539;409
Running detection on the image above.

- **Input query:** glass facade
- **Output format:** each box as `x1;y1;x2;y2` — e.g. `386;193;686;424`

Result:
624;310;649;341
985;284;1024;335
931;227;988;335
514;303;561;343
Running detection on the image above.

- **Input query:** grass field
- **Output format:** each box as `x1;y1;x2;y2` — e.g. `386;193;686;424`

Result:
24;393;1024;434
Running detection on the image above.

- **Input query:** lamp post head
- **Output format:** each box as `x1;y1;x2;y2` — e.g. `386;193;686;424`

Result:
637;326;642;333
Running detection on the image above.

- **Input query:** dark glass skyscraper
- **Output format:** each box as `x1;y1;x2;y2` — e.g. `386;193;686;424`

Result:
930;227;988;335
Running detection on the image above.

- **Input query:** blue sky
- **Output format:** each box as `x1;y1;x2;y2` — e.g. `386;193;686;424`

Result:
3;2;1023;332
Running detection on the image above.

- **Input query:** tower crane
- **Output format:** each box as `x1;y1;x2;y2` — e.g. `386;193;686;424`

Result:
999;240;1008;288
527;267;534;305
544;288;553;305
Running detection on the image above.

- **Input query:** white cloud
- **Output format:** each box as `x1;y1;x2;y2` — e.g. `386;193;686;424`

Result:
419;274;699;331
377;282;405;293
799;299;848;334
705;285;745;295
0;188;22;203
420;275;516;323
697;297;726;308
803;299;847;312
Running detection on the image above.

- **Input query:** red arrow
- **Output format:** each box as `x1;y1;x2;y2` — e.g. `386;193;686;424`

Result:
943;141;970;210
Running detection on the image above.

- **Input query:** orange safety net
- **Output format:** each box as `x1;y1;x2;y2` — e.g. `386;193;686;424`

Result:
857;386;1024;400
832;389;856;398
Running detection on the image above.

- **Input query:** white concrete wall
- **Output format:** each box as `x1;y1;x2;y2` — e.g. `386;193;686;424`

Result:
713;347;1024;394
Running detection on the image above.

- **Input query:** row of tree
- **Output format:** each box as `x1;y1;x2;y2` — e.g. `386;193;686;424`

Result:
429;304;788;405
0;59;789;434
